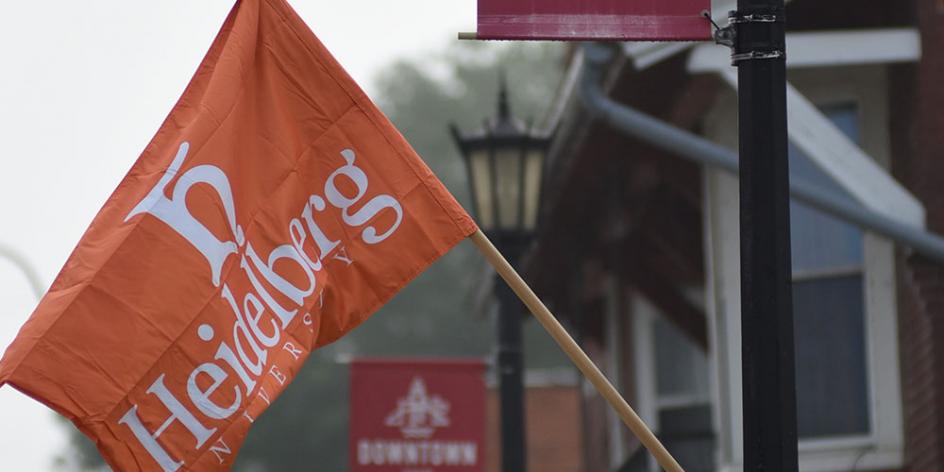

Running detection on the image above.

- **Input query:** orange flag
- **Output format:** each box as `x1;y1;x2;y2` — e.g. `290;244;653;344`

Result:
0;0;476;469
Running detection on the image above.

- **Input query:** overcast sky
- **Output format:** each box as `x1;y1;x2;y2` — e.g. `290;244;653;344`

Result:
0;1;474;469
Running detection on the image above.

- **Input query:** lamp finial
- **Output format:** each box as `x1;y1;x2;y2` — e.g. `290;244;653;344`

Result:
498;70;510;119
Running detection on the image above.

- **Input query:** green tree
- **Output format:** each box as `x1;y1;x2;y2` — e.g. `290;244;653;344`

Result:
60;40;567;472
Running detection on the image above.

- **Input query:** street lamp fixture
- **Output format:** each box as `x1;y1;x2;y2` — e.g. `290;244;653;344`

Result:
449;78;551;472
449;81;550;241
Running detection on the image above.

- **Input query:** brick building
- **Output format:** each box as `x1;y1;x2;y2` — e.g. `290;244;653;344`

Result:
485;370;584;472
521;0;944;470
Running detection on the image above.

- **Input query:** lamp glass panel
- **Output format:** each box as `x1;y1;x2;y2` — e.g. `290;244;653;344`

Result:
522;149;544;231
469;149;494;229
494;147;522;230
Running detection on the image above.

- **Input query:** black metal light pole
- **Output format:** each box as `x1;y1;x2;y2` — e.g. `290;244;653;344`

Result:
732;0;798;470
449;80;551;472
492;236;528;472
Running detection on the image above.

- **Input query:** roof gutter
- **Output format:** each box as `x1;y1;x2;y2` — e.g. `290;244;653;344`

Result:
577;43;944;264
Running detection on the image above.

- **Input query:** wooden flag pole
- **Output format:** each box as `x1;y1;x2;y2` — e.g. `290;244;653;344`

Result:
469;229;684;472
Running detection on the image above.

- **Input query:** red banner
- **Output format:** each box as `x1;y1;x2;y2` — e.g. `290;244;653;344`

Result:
0;0;476;470
476;0;712;41
350;359;486;472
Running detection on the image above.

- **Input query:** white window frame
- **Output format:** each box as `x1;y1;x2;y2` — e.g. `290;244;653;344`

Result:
604;275;630;469
702;66;905;472
632;290;713;472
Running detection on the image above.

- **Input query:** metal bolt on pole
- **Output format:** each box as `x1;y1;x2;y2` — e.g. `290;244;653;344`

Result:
733;0;799;470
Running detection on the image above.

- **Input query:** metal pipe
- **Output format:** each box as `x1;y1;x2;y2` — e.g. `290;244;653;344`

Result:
577;43;944;265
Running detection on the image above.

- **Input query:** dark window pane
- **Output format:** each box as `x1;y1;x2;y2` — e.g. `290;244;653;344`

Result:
790;200;863;273
789;104;864;273
824;104;860;144
653;317;707;396
658;405;714;472
793;275;870;438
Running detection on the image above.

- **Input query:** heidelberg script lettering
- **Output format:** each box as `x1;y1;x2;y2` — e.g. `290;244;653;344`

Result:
119;142;404;470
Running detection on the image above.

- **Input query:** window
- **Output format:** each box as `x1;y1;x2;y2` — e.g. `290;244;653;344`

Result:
633;293;714;472
790;105;871;440
703;67;904;471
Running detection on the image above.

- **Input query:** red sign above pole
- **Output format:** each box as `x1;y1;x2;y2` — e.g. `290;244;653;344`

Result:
350;358;487;472
475;0;711;41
